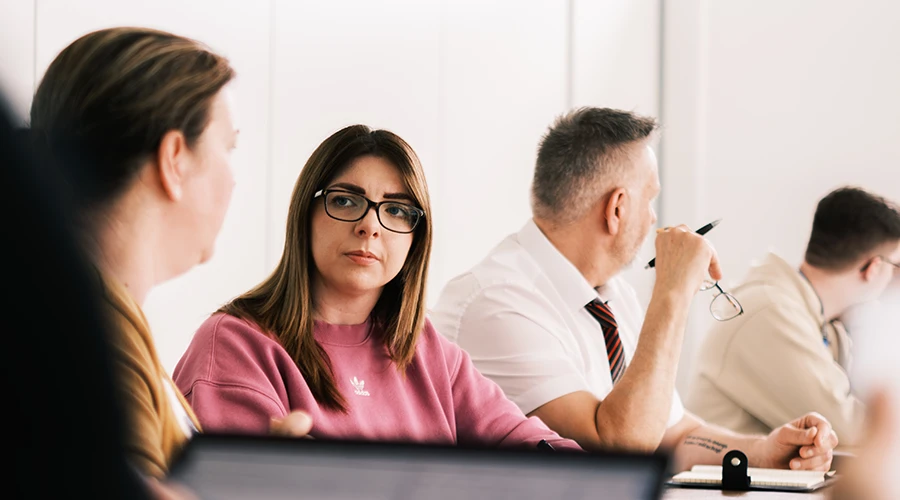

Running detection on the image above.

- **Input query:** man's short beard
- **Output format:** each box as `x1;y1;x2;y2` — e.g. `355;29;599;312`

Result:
613;238;643;271
615;225;648;269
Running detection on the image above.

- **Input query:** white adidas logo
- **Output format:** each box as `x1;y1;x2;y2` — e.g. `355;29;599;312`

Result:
350;376;370;396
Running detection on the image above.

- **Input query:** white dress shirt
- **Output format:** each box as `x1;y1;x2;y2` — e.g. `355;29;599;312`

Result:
431;219;684;427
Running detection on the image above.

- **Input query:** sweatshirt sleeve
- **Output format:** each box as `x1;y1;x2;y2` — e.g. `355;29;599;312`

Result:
174;314;292;435
444;335;582;452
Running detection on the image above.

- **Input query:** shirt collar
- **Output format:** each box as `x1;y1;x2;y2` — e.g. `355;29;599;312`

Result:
517;219;599;310
797;268;825;318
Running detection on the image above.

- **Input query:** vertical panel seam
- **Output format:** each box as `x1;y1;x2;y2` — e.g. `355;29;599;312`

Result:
32;0;39;102
656;0;666;226
264;0;276;270
565;0;574;109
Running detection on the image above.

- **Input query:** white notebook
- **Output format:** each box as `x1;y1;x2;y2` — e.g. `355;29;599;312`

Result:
671;465;836;490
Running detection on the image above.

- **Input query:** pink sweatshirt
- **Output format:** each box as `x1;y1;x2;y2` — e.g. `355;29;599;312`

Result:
173;314;581;451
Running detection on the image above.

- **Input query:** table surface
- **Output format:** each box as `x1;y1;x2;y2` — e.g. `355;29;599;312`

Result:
662;486;829;499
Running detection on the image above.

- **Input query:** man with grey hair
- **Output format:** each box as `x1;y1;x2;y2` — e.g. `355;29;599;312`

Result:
432;107;838;472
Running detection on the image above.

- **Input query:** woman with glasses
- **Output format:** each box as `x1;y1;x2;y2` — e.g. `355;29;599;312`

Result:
174;125;581;450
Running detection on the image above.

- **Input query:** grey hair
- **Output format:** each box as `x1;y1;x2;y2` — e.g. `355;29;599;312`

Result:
531;107;658;225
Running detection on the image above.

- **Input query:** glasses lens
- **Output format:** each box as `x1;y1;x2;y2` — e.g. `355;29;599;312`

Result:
699;279;717;292
711;292;743;321
324;192;367;221
379;202;420;233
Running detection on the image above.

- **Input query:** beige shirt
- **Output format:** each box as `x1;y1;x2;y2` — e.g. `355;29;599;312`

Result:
686;253;863;445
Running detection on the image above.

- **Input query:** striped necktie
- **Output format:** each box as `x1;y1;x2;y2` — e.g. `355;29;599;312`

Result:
585;298;626;384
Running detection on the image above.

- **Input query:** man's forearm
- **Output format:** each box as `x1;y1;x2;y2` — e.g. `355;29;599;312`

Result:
593;289;691;451
670;421;765;473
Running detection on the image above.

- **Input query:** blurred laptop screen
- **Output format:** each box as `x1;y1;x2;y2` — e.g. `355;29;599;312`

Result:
169;434;668;500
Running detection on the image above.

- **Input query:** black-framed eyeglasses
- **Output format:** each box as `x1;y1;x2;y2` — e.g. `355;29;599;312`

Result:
700;280;744;321
861;256;900;272
879;256;900;269
314;188;425;234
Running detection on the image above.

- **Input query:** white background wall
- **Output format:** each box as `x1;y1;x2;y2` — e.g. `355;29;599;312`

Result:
2;0;897;397
0;0;34;125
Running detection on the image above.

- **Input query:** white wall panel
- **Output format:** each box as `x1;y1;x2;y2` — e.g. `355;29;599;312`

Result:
431;0;568;305
663;0;900;394
0;0;35;124
269;0;441;280
572;0;659;114
703;0;900;278
572;0;661;310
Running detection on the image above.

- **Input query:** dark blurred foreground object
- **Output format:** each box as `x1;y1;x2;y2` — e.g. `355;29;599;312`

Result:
0;94;150;498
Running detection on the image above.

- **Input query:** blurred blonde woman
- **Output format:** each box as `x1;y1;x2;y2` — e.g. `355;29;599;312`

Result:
30;27;309;478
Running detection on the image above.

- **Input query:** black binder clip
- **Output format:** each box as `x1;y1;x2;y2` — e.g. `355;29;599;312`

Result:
721;450;751;491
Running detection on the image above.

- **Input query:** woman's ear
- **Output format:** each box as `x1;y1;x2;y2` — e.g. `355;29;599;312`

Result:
156;130;189;201
604;187;628;236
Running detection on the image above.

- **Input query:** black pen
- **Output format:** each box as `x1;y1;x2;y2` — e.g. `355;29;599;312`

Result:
645;219;722;269
536;439;555;451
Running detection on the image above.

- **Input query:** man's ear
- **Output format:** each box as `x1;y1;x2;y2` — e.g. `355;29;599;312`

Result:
861;256;880;282
156;130;188;201
604;187;628;236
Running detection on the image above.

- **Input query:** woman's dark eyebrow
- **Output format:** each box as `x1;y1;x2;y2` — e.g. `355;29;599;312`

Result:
328;182;365;194
383;192;413;201
329;183;413;202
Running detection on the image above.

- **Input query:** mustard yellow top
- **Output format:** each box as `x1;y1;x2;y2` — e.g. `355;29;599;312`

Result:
100;271;201;478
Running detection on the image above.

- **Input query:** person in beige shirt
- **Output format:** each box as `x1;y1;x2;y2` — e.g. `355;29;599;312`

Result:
687;187;900;447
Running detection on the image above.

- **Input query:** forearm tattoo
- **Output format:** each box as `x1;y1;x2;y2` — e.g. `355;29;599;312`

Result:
684;435;729;454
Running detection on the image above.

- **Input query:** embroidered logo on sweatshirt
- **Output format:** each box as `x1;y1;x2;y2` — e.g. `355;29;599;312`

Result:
350;376;370;396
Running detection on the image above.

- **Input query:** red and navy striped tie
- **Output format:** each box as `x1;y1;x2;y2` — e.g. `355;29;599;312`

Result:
585;299;626;384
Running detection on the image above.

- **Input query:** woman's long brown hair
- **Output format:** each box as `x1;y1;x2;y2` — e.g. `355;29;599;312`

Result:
221;125;432;411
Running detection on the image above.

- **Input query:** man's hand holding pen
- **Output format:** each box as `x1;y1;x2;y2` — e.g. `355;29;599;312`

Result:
650;223;723;298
